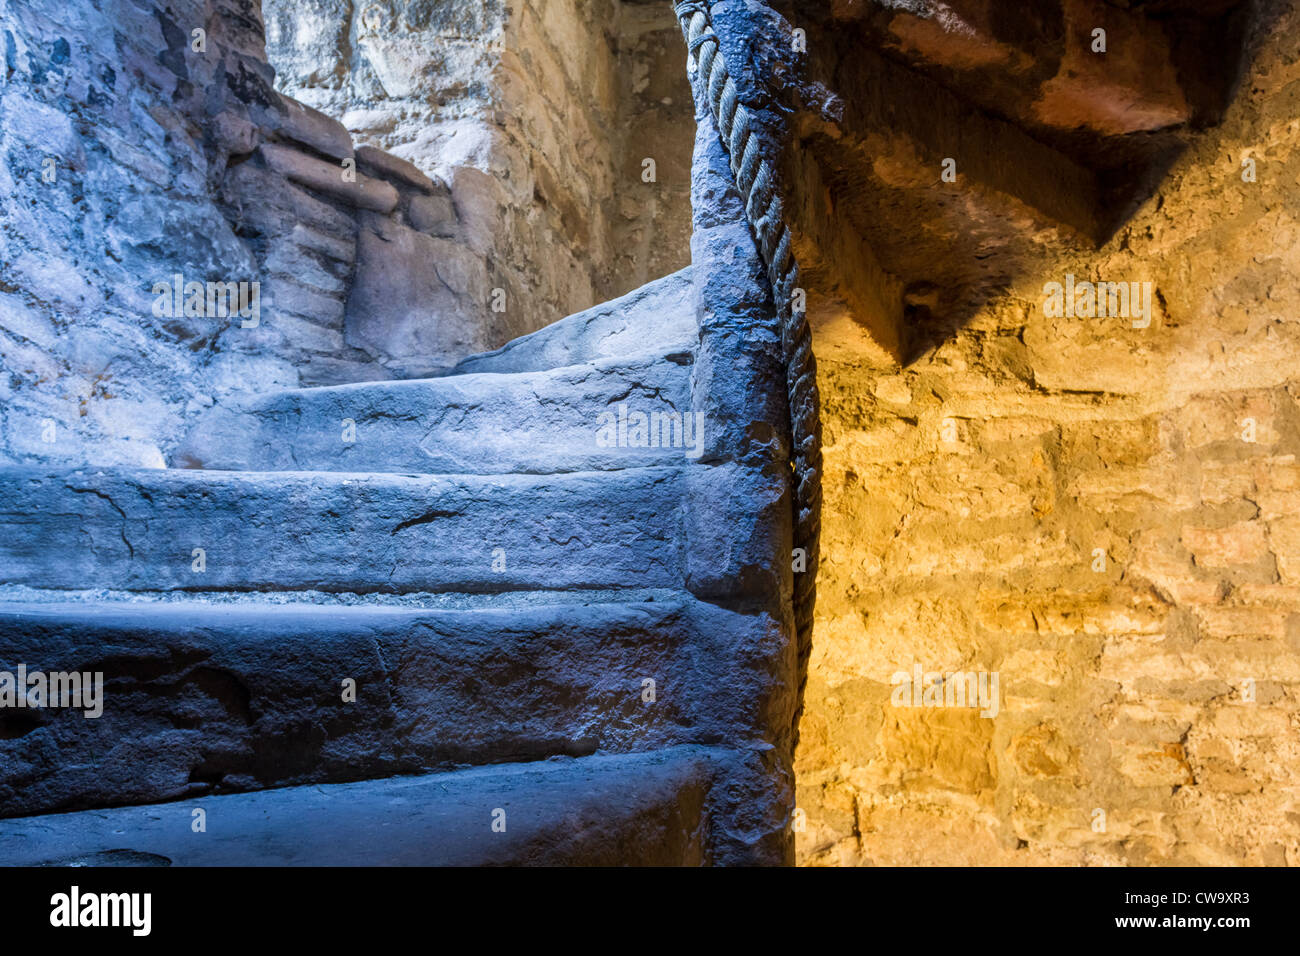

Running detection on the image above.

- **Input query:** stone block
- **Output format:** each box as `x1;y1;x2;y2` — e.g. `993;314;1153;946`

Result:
345;219;491;375
407;192;457;236
260;143;398;214
356;144;436;193
276;94;354;160
1182;521;1270;568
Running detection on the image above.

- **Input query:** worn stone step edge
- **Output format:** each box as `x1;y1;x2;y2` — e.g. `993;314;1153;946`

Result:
0;746;732;866
0;597;784;820
175;348;702;474
0;465;699;595
443;267;697;377
0;583;688;611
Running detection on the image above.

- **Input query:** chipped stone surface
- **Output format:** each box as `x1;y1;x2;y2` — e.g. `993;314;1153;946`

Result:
0;465;692;593
259;143;398;212
0;598;784;821
446;268;698;376
345;215;492;376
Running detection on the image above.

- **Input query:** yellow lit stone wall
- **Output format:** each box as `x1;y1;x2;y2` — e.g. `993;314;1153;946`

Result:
794;6;1300;866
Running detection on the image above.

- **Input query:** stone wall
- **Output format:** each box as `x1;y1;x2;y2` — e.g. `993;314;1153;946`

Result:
0;0;488;465
795;3;1300;866
1;0;693;464
610;1;694;293
263;0;694;348
2;0;276;468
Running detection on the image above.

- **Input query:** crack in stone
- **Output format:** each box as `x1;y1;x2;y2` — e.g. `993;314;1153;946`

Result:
67;484;135;560
390;509;457;535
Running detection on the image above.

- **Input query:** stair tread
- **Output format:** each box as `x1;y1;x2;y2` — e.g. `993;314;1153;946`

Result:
0;584;689;610
0;464;694;595
175;348;702;474
284;344;693;395
0;591;696;621
0;746;725;865
442;267;696;377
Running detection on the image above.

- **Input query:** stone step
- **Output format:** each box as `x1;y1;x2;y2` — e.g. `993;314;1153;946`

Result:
0;596;778;818
444;266;696;376
173;349;699;474
0;465;702;594
0;746;727;865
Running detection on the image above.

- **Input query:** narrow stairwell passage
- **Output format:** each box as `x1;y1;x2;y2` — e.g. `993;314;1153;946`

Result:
0;254;799;864
0;0;804;865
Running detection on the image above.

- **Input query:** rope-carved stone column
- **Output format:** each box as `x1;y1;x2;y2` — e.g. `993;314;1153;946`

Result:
673;1;822;725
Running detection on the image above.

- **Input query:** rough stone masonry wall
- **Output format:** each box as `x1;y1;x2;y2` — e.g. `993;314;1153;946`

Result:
263;0;693;341
1;0;277;469
796;5;1300;866
2;0;692;466
0;0;488;465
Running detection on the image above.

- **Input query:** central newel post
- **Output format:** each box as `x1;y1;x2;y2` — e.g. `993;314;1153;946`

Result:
678;5;802;865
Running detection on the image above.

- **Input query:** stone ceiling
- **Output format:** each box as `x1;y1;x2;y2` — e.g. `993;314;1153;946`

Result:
717;0;1261;363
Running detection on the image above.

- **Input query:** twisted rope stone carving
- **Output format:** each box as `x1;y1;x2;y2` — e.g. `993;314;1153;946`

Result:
673;0;822;732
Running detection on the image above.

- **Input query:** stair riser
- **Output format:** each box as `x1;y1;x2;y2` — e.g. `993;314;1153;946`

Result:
0;468;686;593
0;601;718;818
176;354;698;474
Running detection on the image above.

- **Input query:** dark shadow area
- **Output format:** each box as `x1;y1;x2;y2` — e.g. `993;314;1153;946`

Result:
755;0;1279;364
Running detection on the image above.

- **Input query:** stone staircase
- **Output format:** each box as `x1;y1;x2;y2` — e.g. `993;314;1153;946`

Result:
0;267;795;866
